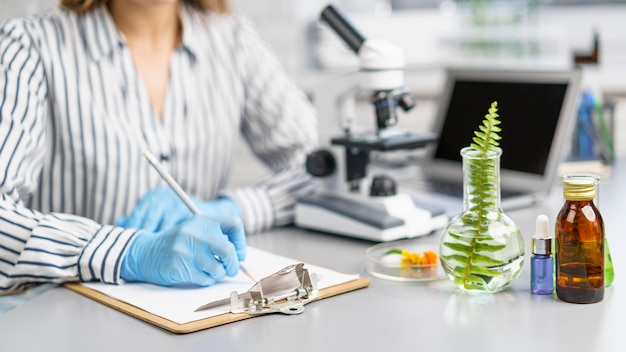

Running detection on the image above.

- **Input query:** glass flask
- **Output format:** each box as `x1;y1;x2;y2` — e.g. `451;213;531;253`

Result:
439;147;525;292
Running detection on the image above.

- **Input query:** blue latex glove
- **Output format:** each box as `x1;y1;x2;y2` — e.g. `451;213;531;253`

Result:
116;187;241;233
120;215;247;287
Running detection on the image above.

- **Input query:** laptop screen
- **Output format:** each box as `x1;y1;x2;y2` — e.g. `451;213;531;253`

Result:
434;80;568;175
427;69;581;193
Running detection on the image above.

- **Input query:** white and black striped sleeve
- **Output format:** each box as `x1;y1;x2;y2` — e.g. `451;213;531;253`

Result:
0;19;138;295
219;17;319;234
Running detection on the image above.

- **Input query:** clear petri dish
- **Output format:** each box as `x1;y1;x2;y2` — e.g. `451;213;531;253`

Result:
365;239;446;282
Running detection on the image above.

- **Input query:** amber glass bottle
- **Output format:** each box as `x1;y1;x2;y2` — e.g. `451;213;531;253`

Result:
555;174;604;304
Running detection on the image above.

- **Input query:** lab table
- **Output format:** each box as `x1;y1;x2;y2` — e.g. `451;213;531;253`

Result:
1;158;624;352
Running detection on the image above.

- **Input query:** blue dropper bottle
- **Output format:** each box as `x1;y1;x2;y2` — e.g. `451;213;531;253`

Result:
531;214;553;295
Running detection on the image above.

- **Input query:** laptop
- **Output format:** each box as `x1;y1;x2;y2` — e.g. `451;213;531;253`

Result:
399;68;582;215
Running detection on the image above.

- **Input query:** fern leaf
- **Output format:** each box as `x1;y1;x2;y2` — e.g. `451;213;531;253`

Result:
442;242;473;253
469;266;501;277
475;243;507;252
441;254;471;264
442;100;508;291
471;253;506;266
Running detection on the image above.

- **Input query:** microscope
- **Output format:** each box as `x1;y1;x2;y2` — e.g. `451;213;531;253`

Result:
294;5;445;242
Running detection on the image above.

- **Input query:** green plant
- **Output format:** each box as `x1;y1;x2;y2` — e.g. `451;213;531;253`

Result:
441;101;508;290
467;100;501;214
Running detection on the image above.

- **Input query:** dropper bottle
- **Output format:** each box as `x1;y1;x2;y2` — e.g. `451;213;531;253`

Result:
531;214;553;295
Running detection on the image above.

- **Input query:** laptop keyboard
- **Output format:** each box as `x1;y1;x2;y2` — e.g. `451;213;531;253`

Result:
400;176;525;199
428;179;464;197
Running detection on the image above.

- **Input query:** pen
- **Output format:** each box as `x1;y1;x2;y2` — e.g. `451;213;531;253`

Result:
143;150;257;282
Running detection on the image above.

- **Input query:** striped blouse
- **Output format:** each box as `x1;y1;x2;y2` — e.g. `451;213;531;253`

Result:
0;4;318;294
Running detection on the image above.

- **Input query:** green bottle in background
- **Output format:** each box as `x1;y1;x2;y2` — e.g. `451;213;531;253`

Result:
605;238;614;287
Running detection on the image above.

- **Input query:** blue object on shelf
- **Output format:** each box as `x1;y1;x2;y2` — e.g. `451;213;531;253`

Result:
570;90;615;164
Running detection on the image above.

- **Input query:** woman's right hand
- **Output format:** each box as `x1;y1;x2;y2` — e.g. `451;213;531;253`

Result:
120;215;247;287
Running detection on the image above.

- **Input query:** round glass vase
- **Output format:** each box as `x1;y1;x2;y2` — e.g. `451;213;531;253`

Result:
439;147;525;292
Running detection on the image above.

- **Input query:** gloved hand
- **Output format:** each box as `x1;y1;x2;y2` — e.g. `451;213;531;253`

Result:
120;215;247;287
116;187;241;233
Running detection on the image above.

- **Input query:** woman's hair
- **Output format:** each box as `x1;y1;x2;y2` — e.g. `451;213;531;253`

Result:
60;0;229;13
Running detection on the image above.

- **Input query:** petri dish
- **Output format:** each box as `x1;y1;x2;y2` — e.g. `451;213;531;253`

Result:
365;239;446;282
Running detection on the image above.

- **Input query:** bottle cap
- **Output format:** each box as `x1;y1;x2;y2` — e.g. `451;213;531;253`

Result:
562;174;597;201
531;214;552;255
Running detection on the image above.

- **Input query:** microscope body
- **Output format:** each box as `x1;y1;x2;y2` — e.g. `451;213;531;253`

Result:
297;136;441;241
293;5;443;241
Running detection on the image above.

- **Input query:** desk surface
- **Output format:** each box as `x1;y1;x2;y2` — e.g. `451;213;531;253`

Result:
1;159;624;352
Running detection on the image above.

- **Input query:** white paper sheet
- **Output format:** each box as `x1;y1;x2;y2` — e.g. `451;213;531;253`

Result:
81;247;359;325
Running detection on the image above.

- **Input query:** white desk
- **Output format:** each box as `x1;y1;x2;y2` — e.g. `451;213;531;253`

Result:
0;158;624;352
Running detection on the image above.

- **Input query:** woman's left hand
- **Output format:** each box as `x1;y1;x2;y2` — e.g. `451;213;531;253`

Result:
116;187;241;232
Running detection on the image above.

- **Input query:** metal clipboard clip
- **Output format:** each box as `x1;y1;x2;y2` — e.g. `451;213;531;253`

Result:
194;263;319;315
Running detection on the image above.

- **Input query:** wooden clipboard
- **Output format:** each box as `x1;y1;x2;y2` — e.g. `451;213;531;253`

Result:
64;277;370;334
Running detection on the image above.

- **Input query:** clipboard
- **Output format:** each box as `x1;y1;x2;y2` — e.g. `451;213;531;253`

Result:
64;276;370;334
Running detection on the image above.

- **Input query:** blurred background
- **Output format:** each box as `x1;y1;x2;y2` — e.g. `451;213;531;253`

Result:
3;0;625;183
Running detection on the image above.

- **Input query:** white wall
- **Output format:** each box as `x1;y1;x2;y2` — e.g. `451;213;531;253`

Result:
3;1;625;162
0;0;56;22
0;0;326;76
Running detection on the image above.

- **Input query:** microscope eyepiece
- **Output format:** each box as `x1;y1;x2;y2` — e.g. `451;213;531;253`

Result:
320;5;365;54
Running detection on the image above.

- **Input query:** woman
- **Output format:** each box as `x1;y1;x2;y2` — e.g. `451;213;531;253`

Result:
0;0;318;295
